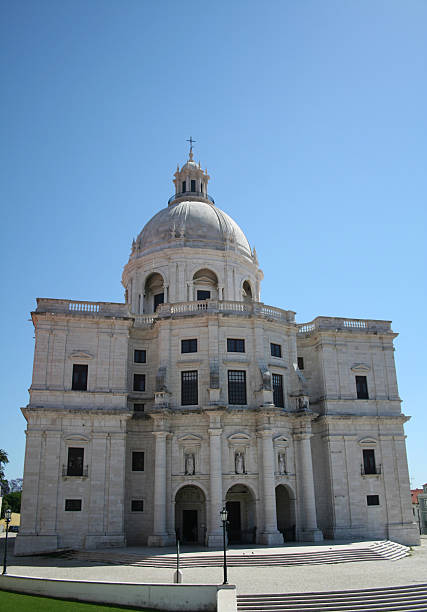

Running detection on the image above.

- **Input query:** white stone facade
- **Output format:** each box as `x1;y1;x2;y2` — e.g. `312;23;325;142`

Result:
15;154;420;555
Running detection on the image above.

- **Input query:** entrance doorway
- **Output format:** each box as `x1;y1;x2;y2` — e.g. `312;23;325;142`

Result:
175;485;206;545
225;484;256;544
182;510;198;542
275;484;296;541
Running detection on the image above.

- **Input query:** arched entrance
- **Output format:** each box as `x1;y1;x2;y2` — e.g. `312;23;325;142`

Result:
144;273;164;313
225;484;257;544
175;485;206;545
275;484;296;541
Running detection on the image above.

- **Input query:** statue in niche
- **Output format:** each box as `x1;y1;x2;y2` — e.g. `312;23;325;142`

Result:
235;451;245;474
262;369;272;390
185;452;195;475
278;452;286;475
297;396;309;412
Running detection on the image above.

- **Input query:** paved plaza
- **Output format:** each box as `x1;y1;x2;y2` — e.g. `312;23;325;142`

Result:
1;534;426;595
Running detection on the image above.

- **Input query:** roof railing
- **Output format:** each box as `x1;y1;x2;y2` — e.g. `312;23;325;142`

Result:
168;191;215;205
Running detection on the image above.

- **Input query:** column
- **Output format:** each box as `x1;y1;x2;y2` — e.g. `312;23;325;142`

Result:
258;430;283;545
294;433;323;541
148;431;173;546
207;427;223;547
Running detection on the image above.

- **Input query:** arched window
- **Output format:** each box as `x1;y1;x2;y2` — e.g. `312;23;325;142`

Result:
242;280;253;303
144;273;164;313
193;268;218;301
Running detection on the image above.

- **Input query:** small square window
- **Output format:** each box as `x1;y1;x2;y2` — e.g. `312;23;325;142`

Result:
72;364;88;391
367;495;379;506
65;499;82;511
134;403;145;412
227;338;245;352
181;339;197;353
131;499;144;512
133;374;145;392
297;357;304;370
132;451;145;471
134;349;146;363
271;343;282;358
356;375;369;399
197;290;211;300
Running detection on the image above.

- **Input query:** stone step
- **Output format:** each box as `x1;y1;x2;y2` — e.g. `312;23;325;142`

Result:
237;584;427;611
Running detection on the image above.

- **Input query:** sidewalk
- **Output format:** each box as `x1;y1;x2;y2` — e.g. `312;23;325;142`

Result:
2;535;427;594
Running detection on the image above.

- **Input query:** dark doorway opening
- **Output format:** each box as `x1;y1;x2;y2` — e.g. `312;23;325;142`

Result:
226;501;241;543
182;509;198;543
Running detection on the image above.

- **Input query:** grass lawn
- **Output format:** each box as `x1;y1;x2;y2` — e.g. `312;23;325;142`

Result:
0;590;155;611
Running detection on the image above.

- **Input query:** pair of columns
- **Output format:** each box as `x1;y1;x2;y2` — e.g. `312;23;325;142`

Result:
148;425;322;546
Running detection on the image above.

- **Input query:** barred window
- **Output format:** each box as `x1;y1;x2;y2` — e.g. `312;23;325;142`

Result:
181;370;198;405
132;451;145;471
356;376;369;399
271;343;282;358
65;499;82;511
227;338;245;352
72;364;88;391
228;370;247;405
134;349;146;363
181;338;197;353
272;373;284;408
67;447;84;476
133;374;145;392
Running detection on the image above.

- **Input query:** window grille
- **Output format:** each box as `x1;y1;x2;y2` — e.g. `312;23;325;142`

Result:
272;373;284;407
228;370;247;405
181;339;197;353
181;370;198;405
227;338;245;352
133;374;145;392
271;343;282;358
132;451;145;471
134;349;146;363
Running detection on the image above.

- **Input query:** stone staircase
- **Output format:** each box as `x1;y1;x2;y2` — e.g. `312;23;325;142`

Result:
65;540;409;568
236;584;427;611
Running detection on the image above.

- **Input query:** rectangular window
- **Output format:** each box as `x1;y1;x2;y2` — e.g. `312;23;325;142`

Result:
227;338;245;352
363;449;376;475
297;356;304;370
356;375;369;399
72;364;88;391
191;179;196;192
181;370;198;405
67;447;84;476
154;293;164;311
181;338;197;353
134;403;145;412
228;370;247;405
182;181;186;192
272;373;284;408
134;349;146;363
132;451;145;471
65;499;82;511
270;343;282;358
131;499;144;512
367;495;379;506
197;290;210;300
133;373;146;392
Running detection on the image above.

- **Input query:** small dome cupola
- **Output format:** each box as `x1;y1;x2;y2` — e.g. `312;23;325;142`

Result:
168;137;213;206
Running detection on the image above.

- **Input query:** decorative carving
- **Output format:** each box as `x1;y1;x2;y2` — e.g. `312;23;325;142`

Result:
156;366;168;392
351;363;371;373
235;451;246;474
170;224;176;239
259;365;272;390
297;395;309;412
68;351;94;360
184;452;195;475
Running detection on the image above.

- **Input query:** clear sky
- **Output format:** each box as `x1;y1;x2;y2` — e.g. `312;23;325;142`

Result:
1;1;426;487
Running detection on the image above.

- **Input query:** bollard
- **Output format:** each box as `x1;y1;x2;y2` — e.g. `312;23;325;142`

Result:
174;538;183;583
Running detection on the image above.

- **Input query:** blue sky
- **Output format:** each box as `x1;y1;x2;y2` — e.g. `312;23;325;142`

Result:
1;0;426;487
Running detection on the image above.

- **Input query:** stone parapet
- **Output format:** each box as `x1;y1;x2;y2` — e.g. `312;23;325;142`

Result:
298;316;393;335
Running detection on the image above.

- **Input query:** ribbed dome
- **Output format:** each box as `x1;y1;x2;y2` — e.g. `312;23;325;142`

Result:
134;199;252;259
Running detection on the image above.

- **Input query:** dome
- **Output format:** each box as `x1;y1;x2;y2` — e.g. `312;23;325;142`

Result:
134;199;252;259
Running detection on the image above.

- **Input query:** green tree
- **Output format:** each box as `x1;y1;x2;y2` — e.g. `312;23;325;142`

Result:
0;448;8;480
1;491;22;517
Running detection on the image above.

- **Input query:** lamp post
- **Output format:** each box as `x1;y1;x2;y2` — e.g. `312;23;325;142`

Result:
220;506;228;585
2;508;12;575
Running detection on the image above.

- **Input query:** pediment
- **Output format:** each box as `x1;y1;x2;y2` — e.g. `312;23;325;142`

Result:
64;434;90;442
358;437;377;446
228;432;251;441
351;363;370;373
68;350;94;360
273;435;289;447
178;434;203;443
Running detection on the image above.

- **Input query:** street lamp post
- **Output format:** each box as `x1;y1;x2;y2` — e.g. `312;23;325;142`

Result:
220;506;228;585
2;508;12;575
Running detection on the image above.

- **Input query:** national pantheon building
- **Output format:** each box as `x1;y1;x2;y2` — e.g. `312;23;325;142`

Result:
15;148;419;555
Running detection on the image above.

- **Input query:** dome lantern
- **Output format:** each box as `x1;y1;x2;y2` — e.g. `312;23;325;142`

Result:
169;139;213;206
